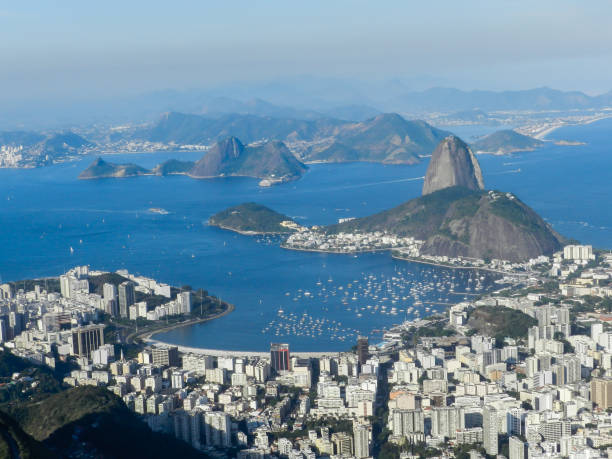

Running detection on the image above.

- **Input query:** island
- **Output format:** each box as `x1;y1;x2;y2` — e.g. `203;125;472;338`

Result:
471;129;544;155
189;136;307;185
209;202;301;234
78;157;150;179
78;137;308;186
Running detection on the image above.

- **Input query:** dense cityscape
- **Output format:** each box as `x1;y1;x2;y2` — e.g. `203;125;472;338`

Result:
4;2;612;459
0;242;610;458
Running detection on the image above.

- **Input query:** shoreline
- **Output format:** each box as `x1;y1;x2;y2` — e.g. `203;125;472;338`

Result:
126;302;235;344
143;339;342;358
210;223;292;236
532;114;612;140
390;254;529;277
280;244;401;255
281;244;527;277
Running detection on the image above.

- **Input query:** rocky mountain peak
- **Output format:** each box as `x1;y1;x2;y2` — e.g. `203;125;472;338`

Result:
422;135;484;195
215;136;244;159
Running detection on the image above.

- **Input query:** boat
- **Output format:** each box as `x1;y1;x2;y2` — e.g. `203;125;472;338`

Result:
149;207;169;215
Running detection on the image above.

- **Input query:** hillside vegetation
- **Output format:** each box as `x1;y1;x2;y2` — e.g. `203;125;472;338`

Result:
209;202;297;234
467;305;537;340
0;411;57;459
8;386;208;458
327;187;564;262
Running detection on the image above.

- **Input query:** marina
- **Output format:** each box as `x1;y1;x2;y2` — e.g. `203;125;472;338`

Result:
257;264;498;345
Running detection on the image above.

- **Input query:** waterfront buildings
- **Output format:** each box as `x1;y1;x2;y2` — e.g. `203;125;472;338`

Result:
270;342;290;373
118;281;135;318
357;335;369;366
151;346;180;367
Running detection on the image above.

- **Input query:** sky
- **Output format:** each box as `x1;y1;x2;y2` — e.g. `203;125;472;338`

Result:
1;0;612;103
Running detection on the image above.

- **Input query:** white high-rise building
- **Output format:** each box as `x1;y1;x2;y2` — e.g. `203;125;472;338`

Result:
563;244;594;261
392;409;424;442
204;412;231;447
509;436;526;459
592;323;604;342
103;283;117;301
431;407;465;439
353;423;369;458
483;406;498;456
178;291;192;314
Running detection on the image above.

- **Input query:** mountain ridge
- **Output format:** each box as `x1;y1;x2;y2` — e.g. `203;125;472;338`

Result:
135;112;450;165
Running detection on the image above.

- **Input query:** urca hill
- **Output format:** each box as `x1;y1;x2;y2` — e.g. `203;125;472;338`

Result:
328;135;564;262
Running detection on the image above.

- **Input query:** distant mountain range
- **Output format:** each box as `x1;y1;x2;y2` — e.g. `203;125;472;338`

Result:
471;130;544;155
117;83;612;116
301;114;450;164
133;112;450;165
387;87;612;112
3;76;612;129
140;112;343;146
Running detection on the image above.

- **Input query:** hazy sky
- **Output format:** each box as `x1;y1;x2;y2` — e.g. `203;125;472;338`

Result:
2;0;612;101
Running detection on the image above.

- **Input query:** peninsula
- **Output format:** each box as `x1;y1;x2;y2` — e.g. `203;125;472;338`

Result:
285;136;564;263
471;129;544;155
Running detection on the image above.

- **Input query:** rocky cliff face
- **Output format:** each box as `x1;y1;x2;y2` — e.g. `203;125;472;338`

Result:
422;136;484;195
189;137;307;183
418;190;564;261
189;137;244;178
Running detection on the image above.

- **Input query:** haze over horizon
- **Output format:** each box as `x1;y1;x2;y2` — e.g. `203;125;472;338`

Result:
2;0;612;106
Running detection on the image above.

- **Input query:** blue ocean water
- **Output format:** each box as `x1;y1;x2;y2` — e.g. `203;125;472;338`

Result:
0;118;611;351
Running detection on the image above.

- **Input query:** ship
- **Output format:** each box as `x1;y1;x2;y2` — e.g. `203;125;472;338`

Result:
149;207;169;215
